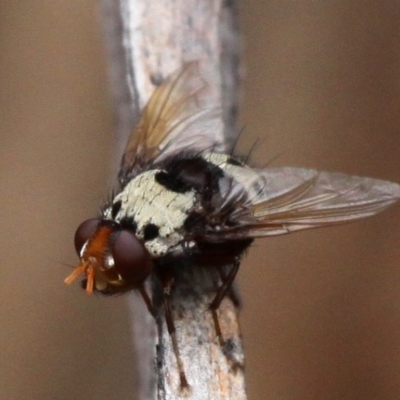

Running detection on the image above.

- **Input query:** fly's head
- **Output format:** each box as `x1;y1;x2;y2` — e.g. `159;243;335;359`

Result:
65;218;153;294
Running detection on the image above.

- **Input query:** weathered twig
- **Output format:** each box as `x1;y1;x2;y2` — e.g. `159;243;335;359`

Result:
101;1;245;398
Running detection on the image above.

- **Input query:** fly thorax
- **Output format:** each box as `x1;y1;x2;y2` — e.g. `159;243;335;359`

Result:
111;170;197;257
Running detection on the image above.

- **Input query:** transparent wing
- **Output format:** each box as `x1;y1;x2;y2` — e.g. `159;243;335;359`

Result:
207;167;400;239
119;62;225;183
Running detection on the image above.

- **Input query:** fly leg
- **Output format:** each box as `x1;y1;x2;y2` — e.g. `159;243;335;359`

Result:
159;269;190;391
210;258;244;370
209;258;240;346
210;257;240;311
217;266;241;308
138;285;156;317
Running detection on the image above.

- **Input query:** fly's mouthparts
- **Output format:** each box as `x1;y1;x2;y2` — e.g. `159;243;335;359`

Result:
64;261;95;295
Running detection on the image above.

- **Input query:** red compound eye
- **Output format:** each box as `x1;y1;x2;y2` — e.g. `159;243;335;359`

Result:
111;230;153;285
74;218;101;256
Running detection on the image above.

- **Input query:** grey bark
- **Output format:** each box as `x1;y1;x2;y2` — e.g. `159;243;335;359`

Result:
100;1;246;399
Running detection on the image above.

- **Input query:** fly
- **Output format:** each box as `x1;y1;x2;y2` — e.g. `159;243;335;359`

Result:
65;62;400;389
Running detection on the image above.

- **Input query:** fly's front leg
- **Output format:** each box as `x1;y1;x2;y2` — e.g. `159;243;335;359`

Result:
158;267;190;391
138;285;156;317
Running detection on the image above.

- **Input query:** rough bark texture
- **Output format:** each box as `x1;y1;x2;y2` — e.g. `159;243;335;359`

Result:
101;1;245;399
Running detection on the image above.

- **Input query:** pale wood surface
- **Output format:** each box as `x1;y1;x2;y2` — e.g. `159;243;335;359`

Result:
101;0;246;399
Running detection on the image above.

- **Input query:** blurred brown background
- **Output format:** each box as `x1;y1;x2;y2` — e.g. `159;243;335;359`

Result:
1;1;400;399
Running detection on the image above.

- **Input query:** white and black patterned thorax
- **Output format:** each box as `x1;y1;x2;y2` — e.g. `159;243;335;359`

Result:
103;152;258;258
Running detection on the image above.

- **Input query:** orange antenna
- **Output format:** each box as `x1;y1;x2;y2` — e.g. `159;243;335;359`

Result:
64;262;94;295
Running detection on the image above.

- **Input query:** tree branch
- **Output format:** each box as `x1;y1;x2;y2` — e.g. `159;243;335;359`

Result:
101;1;246;398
